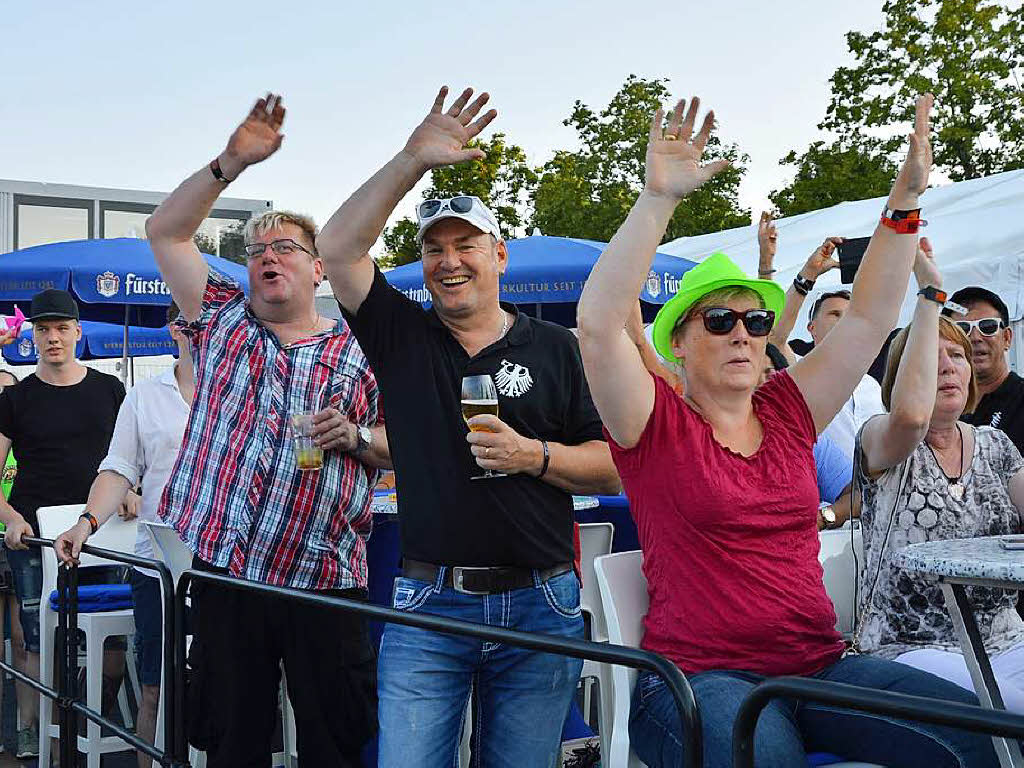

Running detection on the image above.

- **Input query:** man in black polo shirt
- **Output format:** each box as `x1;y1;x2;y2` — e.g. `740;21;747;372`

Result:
944;286;1024;452
318;86;620;767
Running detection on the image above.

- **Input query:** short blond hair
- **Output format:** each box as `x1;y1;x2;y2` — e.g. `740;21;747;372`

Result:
243;210;319;256
881;315;980;413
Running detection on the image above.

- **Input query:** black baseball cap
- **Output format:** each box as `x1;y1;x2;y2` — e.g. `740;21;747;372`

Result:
29;289;79;322
942;286;1009;326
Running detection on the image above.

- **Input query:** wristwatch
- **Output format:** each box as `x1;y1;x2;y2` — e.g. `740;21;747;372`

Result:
355;425;372;454
818;504;837;529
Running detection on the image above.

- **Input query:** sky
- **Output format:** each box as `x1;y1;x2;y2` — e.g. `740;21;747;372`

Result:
1;1;890;252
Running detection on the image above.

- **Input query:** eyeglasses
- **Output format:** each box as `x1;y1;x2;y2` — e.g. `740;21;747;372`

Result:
242;239;315;260
954;318;1005;337
417;196;479;222
683;307;776;337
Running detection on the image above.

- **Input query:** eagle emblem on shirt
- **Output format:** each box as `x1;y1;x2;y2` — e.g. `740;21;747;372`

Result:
495;359;533;398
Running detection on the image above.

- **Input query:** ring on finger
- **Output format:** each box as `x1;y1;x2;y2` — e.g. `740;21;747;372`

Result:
664;134;678;141
485;447;491;458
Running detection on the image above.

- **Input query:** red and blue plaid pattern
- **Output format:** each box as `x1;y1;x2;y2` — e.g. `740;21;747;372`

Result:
157;272;380;590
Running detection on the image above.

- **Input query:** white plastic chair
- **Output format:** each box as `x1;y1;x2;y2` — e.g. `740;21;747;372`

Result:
577;522;614;756
818;527;865;638
593;551;649;768
37;503;138;768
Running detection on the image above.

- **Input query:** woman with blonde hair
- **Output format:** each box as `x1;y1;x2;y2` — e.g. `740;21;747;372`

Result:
577;90;998;767
856;239;1024;710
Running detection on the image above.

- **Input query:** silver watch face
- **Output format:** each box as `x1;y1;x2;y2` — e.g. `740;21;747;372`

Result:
821;506;837;523
357;426;372;449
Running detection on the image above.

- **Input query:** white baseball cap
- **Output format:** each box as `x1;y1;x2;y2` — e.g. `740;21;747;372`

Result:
415;195;502;243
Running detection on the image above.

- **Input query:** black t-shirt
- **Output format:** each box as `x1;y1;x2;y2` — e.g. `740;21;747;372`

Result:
342;267;605;568
0;368;125;531
962;371;1024;456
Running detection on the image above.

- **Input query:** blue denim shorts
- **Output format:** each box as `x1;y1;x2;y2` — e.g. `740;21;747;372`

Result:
7;546;42;653
130;568;163;687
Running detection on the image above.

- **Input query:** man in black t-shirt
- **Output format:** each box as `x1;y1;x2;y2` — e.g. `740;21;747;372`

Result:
318;86;620;767
0;289;125;756
944;287;1024;453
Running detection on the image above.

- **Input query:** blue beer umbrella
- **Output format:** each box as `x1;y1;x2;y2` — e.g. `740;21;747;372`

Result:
382;234;696;326
2;321;175;365
0;237;249;326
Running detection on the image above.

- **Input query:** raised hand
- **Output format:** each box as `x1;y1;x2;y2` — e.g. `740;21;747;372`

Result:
221;93;286;177
888;94;934;209
758;212;778;276
913;237;942;288
403;87;498;171
644;97;730;202
801;237;843;280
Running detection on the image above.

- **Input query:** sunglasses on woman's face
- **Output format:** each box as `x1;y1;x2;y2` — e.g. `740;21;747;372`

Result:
954;317;1004;337
684;307;776;337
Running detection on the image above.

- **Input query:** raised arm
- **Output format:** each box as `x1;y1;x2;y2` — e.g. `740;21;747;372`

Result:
766;236;841;351
577;98;729;447
860;238;944;473
790;94;934;432
317;87;497;314
146;94;286;321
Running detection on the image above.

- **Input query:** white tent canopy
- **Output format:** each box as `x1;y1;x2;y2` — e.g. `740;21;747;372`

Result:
659;169;1024;370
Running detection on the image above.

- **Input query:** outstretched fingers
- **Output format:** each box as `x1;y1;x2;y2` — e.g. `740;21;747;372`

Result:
679;96;701;142
466;108;498;139
459;92;490;126
666;100;686;138
649;108;665;143
431;86;449;114
693;110;715;154
446;88;475;118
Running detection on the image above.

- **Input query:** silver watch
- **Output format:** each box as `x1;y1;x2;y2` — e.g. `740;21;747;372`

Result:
355;425;372;453
819;503;837;529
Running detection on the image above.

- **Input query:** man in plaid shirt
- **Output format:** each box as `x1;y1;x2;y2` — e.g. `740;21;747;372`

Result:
147;93;390;768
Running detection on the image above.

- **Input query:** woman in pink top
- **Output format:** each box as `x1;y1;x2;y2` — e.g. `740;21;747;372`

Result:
577;94;998;768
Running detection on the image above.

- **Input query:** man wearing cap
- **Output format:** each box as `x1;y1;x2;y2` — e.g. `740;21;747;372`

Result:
943;287;1024;453
0;289;126;757
318;86;620;767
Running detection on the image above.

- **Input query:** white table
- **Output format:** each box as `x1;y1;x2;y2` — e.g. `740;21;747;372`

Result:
895;536;1024;768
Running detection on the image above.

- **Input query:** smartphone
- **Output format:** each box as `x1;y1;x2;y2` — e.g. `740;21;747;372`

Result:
837;237;872;284
999;535;1024;551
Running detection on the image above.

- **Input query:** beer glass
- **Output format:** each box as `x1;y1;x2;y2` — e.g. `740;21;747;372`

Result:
461;374;505;479
290;412;324;471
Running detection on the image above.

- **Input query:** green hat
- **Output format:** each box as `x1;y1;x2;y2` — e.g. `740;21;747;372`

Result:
652;252;786;362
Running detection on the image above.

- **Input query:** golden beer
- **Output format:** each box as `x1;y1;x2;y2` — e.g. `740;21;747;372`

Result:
462;399;499;431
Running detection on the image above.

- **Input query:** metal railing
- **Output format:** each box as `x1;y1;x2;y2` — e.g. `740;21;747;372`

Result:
732;676;1024;768
19;537;183;768
174;569;704;768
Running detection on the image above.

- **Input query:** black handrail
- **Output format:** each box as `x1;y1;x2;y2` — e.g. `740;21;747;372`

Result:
173;568;703;768
19;536;184;768
732;676;1024;768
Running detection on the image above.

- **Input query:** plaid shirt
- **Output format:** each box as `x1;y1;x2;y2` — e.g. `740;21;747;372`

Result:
157;271;380;591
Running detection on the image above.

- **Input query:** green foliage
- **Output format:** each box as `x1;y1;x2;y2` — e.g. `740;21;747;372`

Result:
768;141;897;217
531;75;749;242
379;219;419;268
822;0;1024;181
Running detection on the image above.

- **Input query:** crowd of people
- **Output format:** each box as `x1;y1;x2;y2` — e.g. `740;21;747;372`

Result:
0;84;1021;768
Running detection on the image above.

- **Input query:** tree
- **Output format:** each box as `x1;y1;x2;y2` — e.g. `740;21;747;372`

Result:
192;222;247;265
531;75;749;243
821;0;1024;181
380;133;536;266
768;141;897;218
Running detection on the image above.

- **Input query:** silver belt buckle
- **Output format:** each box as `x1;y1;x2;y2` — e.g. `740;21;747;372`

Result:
452;566;491;595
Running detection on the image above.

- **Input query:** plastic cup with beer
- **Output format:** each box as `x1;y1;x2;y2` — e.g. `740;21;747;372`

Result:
290;411;324;472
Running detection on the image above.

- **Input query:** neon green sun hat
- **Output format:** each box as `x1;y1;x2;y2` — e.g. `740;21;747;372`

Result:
652;252;786;362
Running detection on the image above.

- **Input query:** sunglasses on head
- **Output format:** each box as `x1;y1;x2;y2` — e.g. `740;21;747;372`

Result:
954;318;1005;337
680;307;776;337
417;196;478;222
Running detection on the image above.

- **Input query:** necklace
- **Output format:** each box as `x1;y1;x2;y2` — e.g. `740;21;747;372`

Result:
925;424;966;501
496;310;509;343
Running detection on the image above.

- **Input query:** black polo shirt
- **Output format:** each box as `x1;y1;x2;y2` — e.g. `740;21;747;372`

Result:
962;371;1024;456
342;267;605;568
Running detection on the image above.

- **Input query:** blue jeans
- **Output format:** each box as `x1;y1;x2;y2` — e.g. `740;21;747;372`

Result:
630;653;1000;768
7;546;42;653
377;569;584;768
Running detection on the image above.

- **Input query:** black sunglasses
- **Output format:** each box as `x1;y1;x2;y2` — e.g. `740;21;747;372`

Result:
684;307;776;337
954;318;1005;337
417;196;476;221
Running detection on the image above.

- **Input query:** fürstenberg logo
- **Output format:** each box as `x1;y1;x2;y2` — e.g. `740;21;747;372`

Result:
124;273;171;296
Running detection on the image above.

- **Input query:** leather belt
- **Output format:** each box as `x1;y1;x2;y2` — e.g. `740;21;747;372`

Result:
402;559;573;596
